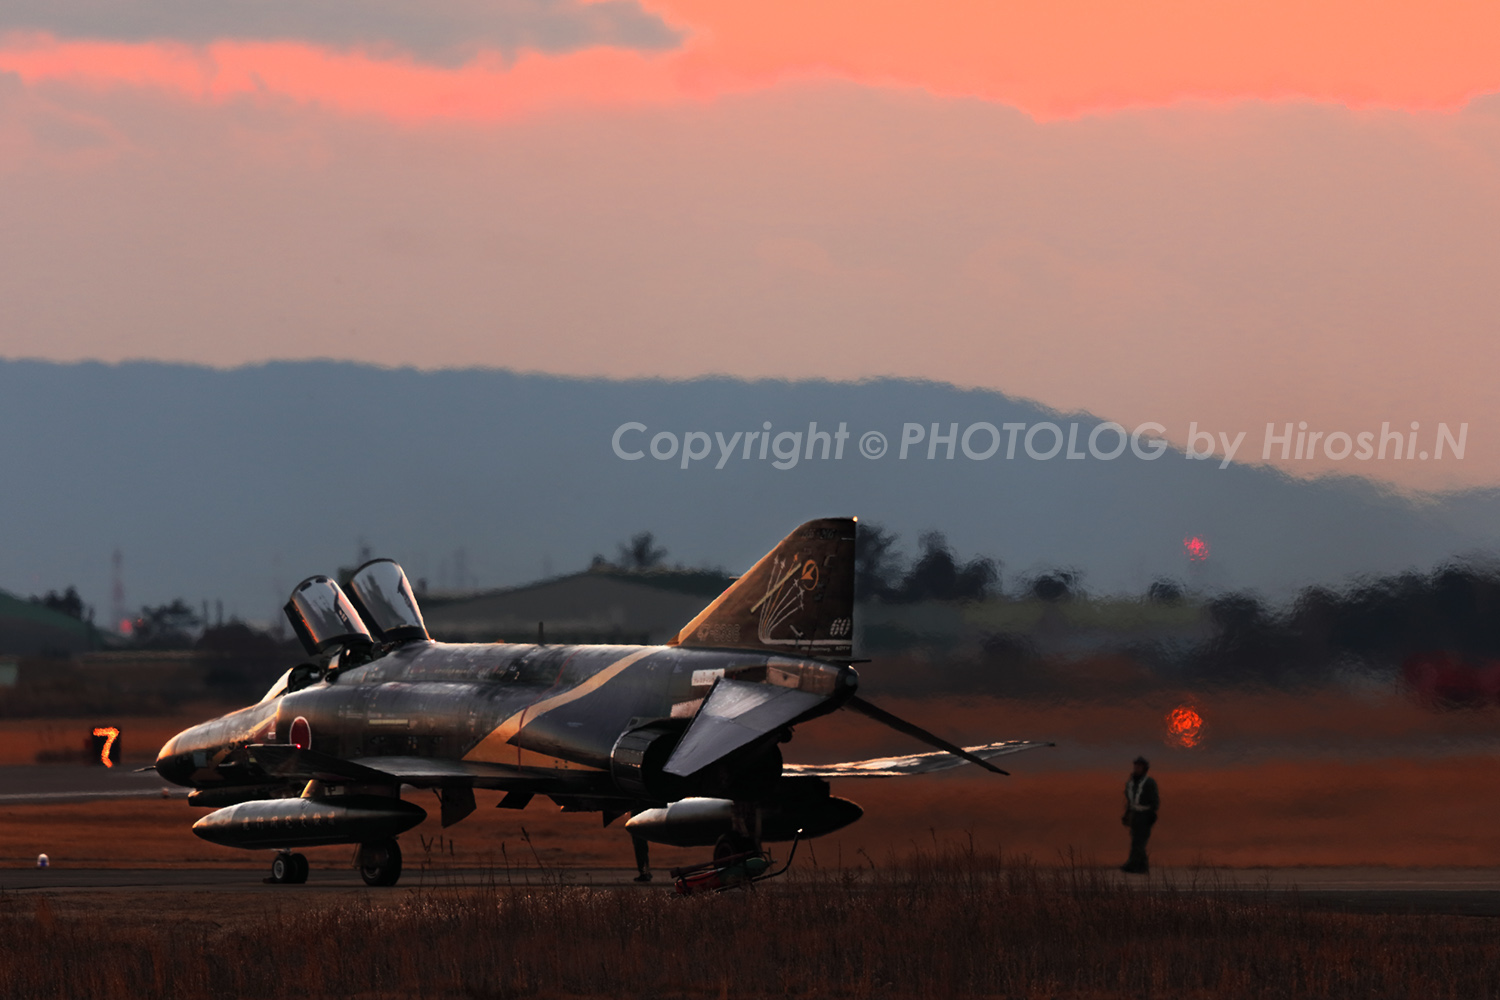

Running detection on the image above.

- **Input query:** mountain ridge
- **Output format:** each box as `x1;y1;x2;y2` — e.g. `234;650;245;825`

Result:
0;358;1493;624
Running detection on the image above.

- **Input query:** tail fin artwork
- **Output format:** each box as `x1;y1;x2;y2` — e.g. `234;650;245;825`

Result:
670;517;856;659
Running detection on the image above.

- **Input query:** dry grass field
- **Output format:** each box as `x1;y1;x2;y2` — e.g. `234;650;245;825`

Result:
4;848;1499;999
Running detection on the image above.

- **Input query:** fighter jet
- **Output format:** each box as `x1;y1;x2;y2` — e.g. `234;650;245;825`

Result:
155;517;1048;885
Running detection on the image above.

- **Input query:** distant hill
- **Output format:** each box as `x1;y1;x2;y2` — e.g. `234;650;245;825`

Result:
0;359;1495;625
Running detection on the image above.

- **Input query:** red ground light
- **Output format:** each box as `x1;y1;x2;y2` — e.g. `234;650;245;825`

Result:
1165;707;1203;748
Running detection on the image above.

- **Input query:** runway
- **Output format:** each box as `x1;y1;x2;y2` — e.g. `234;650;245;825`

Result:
0;763;184;803
0;865;657;893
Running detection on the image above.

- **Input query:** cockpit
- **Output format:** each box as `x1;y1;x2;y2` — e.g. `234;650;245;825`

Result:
258;560;431;706
257;667;292;704
257;661;327;704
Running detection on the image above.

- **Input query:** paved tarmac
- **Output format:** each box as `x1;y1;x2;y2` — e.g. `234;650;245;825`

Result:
0;764;185;803
0;866;655;892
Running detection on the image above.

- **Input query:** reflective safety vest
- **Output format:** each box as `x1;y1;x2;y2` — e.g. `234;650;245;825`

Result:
1126;776;1155;813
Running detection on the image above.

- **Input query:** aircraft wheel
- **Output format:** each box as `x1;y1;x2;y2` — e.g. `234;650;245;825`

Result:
270;853;294;884
358;839;403;887
713;833;755;861
288;853;309;884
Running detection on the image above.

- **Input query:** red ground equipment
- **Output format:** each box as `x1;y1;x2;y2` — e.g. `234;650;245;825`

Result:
671;834;802;895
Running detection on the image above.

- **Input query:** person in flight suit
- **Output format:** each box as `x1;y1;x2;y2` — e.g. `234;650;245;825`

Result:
1121;756;1159;874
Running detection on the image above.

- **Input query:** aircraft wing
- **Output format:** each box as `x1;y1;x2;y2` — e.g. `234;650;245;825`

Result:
663;678;829;777
782;740;1053;778
244;745;557;788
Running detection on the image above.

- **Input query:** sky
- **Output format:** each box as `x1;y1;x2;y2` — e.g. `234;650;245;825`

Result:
2;1;1499;490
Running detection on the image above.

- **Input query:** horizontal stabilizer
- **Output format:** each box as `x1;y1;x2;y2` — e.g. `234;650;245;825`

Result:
844;695;1014;774
783;740;1054;778
663;679;828;777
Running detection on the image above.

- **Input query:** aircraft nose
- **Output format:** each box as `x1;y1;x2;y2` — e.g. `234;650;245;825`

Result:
155;730;194;786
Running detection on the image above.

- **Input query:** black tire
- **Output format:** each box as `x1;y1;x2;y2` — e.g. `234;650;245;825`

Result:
270;854;292;884
358;839;403;887
288;853;309;884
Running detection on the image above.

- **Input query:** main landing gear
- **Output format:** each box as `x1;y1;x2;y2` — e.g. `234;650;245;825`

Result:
264;840;403;887
268;852;309;884
357;839;403;887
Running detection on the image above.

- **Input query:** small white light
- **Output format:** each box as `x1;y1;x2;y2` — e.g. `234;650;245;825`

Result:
36;854;49;869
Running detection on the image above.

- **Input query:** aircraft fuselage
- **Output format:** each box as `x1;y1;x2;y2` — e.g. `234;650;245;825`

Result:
156;640;855;804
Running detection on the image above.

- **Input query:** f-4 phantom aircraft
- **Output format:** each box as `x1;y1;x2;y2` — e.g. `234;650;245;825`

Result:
156;517;1049;886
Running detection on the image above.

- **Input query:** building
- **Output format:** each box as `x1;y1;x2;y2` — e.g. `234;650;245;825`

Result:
0;590;103;658
420;567;736;645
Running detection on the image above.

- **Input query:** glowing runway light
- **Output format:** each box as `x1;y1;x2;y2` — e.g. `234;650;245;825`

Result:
1184;536;1210;562
92;727;120;768
1165;706;1203;748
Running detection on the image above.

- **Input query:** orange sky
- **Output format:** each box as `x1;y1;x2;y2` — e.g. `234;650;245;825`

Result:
2;0;1500;119
1;1;1498;491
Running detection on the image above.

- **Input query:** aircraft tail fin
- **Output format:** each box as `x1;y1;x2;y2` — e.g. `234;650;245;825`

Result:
670;517;856;659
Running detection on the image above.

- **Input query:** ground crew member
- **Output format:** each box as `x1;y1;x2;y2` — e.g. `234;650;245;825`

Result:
631;831;652;882
1121;755;1159;873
